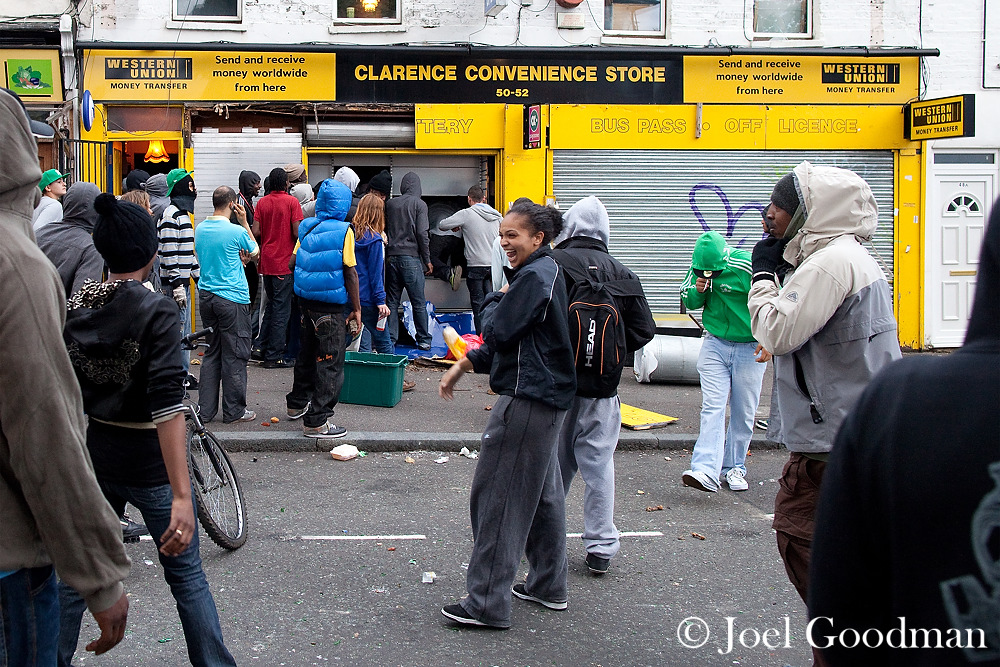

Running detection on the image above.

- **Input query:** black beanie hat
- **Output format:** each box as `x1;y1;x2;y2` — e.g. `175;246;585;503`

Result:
770;172;800;215
92;193;158;273
368;169;392;197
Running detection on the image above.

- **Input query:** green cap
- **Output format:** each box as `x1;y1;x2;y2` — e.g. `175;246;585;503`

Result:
165;168;193;195
38;168;70;192
691;231;730;278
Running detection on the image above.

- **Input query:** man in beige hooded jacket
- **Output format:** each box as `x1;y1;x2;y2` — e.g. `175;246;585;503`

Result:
748;162;901;625
0;88;130;662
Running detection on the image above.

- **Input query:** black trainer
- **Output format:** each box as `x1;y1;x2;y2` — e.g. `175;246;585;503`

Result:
586;553;610;576
262;358;292;369
120;514;148;543
441;604;486;626
511;583;568;610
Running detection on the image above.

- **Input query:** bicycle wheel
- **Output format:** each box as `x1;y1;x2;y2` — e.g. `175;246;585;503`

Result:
187;427;248;550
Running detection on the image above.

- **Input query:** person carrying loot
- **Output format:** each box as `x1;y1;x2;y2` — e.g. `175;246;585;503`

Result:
438;200;576;628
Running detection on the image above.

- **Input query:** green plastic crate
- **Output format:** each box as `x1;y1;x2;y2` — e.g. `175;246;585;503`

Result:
340;352;409;407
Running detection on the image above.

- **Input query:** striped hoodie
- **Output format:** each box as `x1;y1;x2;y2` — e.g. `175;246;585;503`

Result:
158;204;200;288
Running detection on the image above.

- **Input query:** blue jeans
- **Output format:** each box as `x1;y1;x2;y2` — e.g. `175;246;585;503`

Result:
359;305;393;354
58;483;236;667
0;566;59;667
255;274;294;362
690;334;766;483
385;256;431;347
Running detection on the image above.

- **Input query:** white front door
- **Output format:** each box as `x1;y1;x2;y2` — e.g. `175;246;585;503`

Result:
926;175;993;347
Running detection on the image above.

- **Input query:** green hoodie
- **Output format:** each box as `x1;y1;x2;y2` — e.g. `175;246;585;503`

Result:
680;231;756;343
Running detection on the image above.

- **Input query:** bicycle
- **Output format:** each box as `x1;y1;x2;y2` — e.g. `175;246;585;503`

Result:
180;328;248;550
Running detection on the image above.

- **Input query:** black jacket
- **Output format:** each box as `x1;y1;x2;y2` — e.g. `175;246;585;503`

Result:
808;200;1000;666
467;248;576;410
385;172;430;263
553;236;656;397
64;280;186;426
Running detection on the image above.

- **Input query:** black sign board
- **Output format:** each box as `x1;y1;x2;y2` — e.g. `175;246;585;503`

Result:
904;94;975;141
335;49;683;105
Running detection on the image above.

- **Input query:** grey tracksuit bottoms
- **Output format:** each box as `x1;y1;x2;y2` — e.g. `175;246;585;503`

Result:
558;395;622;560
460;395;569;627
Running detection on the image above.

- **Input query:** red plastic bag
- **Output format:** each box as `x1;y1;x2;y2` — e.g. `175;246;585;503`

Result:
445;334;483;360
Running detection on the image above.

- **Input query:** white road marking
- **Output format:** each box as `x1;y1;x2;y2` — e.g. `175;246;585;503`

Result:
567;531;664;538
301;534;428;541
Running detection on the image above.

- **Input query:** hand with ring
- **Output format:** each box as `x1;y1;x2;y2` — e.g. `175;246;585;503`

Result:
159;495;195;557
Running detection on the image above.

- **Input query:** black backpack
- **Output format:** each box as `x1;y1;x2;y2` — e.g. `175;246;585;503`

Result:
554;250;646;397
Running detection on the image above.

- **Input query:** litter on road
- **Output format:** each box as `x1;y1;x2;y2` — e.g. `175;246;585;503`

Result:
331;444;360;461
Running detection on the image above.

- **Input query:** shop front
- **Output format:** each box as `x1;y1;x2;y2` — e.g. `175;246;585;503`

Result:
80;44;930;347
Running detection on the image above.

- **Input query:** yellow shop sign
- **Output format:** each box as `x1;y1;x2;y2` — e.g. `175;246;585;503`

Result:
683;56;918;105
549;104;913;150
83;50;336;102
414;104;506;149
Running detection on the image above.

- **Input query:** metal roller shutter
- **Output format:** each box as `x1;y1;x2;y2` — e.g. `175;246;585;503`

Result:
552;150;895;313
191;128;304;225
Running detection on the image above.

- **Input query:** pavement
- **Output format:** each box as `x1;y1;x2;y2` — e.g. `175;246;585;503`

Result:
67;449;816;667
196;355;777;453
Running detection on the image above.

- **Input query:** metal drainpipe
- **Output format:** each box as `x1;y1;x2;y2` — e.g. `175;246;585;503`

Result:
60;14;77;141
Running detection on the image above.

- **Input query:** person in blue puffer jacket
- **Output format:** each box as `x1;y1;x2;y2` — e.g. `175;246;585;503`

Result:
285;179;362;439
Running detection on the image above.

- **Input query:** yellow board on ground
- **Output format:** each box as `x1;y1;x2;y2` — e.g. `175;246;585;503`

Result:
620;403;678;431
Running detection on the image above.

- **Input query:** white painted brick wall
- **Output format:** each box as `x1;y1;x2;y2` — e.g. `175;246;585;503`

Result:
84;0;922;48
1;0;68;19
922;0;999;146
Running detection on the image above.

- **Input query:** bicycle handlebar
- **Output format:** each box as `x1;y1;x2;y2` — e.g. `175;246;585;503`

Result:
181;328;213;348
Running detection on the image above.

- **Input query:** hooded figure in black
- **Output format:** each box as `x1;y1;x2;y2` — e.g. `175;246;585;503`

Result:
234;169;262;308
809;200;1000;666
35;182;104;296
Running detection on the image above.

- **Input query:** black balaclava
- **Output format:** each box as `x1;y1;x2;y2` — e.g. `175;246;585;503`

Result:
170;174;197;214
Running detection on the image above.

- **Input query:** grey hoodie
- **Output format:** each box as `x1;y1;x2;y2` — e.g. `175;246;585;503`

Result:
438;201;501;267
385;172;430;263
146;173;170;223
35;182;105;296
554;195;611;247
0;91;130;614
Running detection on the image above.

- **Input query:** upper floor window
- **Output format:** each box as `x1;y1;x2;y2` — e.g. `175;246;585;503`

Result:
603;0;664;36
337;0;399;22
174;0;241;21
753;0;811;38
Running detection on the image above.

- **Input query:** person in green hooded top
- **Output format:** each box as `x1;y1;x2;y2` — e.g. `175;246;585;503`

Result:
679;231;771;493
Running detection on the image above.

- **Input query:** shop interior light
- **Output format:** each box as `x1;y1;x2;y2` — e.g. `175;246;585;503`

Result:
144;140;170;163
361;0;378;11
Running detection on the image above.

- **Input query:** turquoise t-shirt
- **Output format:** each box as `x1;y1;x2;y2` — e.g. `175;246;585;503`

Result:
194;216;257;305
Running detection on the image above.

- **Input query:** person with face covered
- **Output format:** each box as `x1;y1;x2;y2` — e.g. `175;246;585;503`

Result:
157;168;200;373
679;230;770;495
748;163;901;667
35;182;105;297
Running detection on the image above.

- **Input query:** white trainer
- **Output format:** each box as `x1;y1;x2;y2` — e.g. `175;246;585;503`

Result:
725;468;749;492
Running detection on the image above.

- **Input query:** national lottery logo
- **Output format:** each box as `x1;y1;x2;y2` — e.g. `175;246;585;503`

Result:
674;616;990;655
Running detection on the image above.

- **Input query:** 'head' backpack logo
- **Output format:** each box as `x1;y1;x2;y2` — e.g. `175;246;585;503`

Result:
585;318;598;367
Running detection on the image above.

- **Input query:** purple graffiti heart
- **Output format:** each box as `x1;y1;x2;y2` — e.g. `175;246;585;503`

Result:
688;183;768;248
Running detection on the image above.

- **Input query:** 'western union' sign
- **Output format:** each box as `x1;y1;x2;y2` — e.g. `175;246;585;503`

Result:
904;94;975;140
